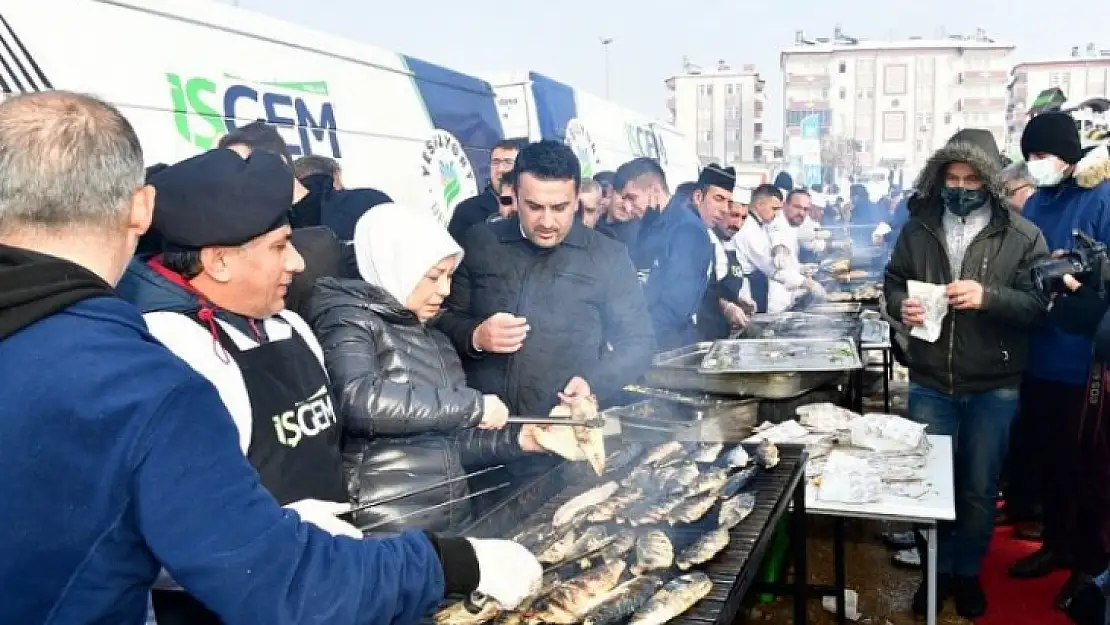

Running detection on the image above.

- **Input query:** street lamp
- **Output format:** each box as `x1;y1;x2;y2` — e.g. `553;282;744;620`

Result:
600;37;614;99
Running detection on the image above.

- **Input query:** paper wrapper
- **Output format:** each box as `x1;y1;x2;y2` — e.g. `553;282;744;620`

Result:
907;280;948;343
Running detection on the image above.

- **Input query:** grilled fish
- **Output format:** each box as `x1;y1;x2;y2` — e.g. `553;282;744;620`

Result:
622;466;655;490
630;529;674;574
719;465;760;499
513;523;558;554
435;600;500;625
629;492;686;526
692;442;723;464
492;612;522;625
587;486;643;523
603;442;645;474
582;576;663;625
663;463;701;493
723;445;750;468
629;573;714;625
718;492;757;529
689;467;730;496
642;441;684;467
667;492;718;525
598;528;637;562
560;525;615;565
676;528;730;570
529;560;626;624
753;438;780;469
553;481;619;527
538;527;579;564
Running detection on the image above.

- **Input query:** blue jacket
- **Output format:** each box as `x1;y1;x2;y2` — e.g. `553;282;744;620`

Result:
0;263;456;623
630;197;713;351
1023;171;1110;385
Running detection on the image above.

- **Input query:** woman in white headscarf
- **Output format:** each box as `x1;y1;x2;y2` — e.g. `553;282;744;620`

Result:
307;203;568;533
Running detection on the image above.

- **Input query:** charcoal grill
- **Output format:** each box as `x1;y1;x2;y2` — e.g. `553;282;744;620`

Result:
458;439;809;625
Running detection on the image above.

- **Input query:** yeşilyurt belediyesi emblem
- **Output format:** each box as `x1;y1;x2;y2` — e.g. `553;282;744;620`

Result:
563;118;601;179
421;129;478;226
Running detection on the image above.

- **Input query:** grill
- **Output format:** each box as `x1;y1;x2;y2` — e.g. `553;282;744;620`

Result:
459;440;808;625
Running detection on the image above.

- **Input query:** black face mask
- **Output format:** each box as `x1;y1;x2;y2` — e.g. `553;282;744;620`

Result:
940;186;988;218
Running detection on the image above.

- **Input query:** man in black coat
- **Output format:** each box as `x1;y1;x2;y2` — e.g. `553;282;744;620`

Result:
447;137;529;243
436;140;655;419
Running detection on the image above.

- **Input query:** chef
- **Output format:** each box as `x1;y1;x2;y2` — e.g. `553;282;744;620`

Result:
690;164;752;340
730;184;825;313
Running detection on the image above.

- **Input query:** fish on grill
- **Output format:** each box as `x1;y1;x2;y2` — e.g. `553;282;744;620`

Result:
642;441;684;467
492;612;522;625
587;486;643;523
528;560;627;624
629;572;714;625
598;528;637;562
581;575;663;625
628;492;686;526
630;529;675;574
718;492;757;529
689;467;729;496
513;523;559;554
538;526;579;564
723;445;750;468
435;599;501;625
676;528;730;570
663;463;701;493
553;481;619;527
719;465;760;499
667;492;718;525
692;442;723;463
753;438;780;469
622;466;655;490
558;525;615;566
603;442;645;474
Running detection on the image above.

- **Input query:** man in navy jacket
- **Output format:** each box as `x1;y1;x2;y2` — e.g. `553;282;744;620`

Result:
0;91;539;625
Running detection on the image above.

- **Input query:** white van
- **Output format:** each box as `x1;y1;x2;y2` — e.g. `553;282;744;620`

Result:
488;71;700;186
0;0;505;225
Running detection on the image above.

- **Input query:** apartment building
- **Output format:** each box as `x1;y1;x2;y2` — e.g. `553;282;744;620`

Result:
1007;45;1110;149
665;59;766;166
780;28;1014;184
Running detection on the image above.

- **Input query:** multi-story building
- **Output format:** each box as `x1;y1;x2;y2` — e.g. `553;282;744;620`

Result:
1007;45;1110;150
780;27;1014;185
665;59;766;166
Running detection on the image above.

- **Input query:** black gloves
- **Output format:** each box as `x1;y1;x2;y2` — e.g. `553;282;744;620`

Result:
1049;285;1109;338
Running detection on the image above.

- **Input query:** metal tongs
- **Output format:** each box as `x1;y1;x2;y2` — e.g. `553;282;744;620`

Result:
358;481;511;534
505;414;605;428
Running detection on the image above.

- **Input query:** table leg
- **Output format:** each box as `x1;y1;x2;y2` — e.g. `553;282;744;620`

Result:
926;525;938;625
834;518;847;625
882;348;890;413
792;477;808;625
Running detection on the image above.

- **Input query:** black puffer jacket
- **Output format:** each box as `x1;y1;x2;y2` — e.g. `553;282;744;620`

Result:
308;278;525;532
884;142;1049;394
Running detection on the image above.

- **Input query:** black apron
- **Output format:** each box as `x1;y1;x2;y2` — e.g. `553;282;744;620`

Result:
152;314;347;625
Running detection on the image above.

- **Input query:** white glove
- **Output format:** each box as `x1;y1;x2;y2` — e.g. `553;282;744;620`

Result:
871;222;891;245
468;538;543;609
480;395;509;430
284;499;361;539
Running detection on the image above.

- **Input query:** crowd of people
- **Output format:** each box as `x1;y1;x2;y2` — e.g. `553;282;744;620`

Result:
3;84;1110;625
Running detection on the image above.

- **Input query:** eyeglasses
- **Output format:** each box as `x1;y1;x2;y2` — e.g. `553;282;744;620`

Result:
491;158;516;168
499;195;514;206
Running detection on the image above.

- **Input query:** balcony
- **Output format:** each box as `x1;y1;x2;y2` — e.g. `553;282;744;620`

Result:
754;101;764;119
785;73;831;88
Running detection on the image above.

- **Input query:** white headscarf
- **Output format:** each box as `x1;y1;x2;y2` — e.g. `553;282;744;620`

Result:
352;202;463;307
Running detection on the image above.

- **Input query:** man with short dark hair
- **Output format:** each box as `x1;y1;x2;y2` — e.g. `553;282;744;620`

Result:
619;157;713;350
0;91;539;625
447;137;529;242
438;141;654;420
578;178;602;229
486;170;517;224
595;169;640;247
294;154;344;190
689;164;751;340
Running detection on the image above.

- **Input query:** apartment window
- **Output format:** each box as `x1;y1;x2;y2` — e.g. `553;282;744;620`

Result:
704;131;712;142
821;87;830;100
944;112;953;125
884;64;908;95
883;111;907;142
838;61;847;74
857;58;875;74
916;139;924;152
839;87;847;100
706;85;714;96
754;145;764;160
727;84;734;95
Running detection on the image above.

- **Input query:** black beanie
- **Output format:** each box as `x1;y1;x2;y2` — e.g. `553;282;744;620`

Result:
1021;112;1082;165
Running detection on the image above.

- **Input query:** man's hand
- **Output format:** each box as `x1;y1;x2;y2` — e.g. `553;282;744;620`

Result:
479;395;509;430
719;298;750;329
1048;274;1109;338
529;425;588;461
517;424;544;452
472;312;529;354
901;297;925;327
558;376;591;404
946;280;984;310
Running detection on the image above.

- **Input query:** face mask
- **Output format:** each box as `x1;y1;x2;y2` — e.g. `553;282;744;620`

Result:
940;187;988;218
1027;157;1067;187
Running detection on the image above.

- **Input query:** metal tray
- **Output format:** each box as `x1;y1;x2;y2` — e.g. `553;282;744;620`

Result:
699;338;863;374
804;301;863;315
645;342;844;399
742;312;862;341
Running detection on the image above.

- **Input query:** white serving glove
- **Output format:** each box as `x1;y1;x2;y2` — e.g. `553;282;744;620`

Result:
467;538;543;609
871;222;892;245
284;499;361;539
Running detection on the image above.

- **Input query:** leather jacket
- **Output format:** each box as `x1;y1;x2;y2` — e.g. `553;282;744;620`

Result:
308;278;525;532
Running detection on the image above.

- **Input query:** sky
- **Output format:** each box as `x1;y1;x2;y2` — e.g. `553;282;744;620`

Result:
235;0;1108;135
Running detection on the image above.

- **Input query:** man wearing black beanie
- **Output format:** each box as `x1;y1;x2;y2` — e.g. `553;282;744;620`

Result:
1009;111;1110;613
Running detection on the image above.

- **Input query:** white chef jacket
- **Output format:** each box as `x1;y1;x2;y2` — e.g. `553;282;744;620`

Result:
730;214;806;313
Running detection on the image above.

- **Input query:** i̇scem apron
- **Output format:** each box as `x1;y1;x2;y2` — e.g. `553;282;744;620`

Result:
152;314;347;625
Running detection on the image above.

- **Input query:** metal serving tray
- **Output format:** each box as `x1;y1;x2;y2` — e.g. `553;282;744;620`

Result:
805;301;863;315
698;338;863;374
645;342;844;399
742;312;862;341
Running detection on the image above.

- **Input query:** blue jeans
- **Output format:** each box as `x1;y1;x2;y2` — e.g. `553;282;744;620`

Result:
908;382;1020;576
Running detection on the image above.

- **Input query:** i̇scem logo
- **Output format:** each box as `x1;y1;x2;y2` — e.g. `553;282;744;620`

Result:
167;73;341;158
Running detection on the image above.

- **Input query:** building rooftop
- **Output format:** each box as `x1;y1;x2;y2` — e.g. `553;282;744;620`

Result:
780;28;1015;61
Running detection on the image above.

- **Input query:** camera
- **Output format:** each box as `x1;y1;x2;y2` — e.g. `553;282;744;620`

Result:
1031;230;1109;295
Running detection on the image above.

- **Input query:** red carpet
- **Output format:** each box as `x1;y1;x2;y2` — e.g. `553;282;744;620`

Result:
975;526;1071;625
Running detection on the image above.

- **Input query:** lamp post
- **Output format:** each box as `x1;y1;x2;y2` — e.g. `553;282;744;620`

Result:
600;37;614;99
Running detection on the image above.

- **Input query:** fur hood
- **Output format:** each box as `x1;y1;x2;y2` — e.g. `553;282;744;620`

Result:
1076;144;1110;189
908;141;1005;215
